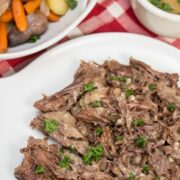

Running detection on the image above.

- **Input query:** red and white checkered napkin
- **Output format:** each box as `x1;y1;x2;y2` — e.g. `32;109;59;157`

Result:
1;0;180;77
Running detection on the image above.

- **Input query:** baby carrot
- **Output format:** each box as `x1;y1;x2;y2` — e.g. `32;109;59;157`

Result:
47;12;60;22
12;0;27;32
0;9;13;23
24;0;41;14
0;22;8;53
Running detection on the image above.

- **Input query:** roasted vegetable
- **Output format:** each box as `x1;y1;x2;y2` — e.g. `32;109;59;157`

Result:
0;9;13;23
27;11;48;35
8;26;32;47
0;21;8;53
8;11;48;46
46;0;69;15
24;0;41;14
47;11;60;22
12;0;28;32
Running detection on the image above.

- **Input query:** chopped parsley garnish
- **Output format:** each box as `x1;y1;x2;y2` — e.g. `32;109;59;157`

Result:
66;0;78;10
108;75;127;82
35;165;45;174
148;83;157;91
43;119;59;134
150;0;173;12
68;145;76;153
155;176;161;180
125;89;135;98
178;0;180;4
89;100;102;108
129;172;136;180
135;135;148;149
142;164;150;173
83;144;104;165
95;127;103;136
28;35;40;43
133;119;145;127
109;113;119;123
83;82;96;93
58;148;64;157
167;103;176;112
59;156;71;169
114;135;123;142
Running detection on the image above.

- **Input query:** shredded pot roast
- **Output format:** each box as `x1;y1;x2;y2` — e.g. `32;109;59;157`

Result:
15;59;180;180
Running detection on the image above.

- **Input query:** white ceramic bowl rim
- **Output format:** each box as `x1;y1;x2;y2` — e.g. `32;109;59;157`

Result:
138;0;180;21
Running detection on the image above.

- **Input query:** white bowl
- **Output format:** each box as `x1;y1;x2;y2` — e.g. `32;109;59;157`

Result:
0;0;96;60
131;0;180;38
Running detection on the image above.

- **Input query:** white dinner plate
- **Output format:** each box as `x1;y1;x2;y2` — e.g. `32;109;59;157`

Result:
0;0;96;60
0;33;180;179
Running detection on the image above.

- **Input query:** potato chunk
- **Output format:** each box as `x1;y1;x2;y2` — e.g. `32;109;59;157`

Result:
46;0;69;15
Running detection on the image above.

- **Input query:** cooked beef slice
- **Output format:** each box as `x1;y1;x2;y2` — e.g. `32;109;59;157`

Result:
71;84;112;125
17;59;180;180
34;83;84;113
99;127;117;158
15;137;68;180
72;83;120;126
102;60;132;78
34;61;106;112
15;137;115;180
74;61;106;84
31;111;89;154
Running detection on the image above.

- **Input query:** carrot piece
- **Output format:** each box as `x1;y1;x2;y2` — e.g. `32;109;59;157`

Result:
24;0;41;14
0;9;13;23
0;22;8;53
12;0;27;32
47;12;60;22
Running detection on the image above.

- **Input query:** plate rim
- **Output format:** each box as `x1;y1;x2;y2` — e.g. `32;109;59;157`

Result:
2;32;180;82
1;32;180;179
0;0;97;60
6;32;180;76
21;32;180;63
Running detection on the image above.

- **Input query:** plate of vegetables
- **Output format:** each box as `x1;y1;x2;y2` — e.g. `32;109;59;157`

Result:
0;0;96;59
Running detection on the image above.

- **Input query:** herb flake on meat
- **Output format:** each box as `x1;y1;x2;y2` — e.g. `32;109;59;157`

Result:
133;119;145;126
135;135;148;149
129;172;136;180
68;145;76;153
108;75;127;82
148;83;157;91
83;144;104;165
95;127;103;136
59;156;71;169
109;113;119;123
142;164;150;173
89;100;102;108
167;103;176;112
155;176;161;180
83;82;96;93
114;135;123;142
125;89;135;98
43;119;59;134
35;165;45;174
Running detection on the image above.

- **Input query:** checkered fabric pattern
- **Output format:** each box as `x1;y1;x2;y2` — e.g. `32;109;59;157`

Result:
1;0;180;77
